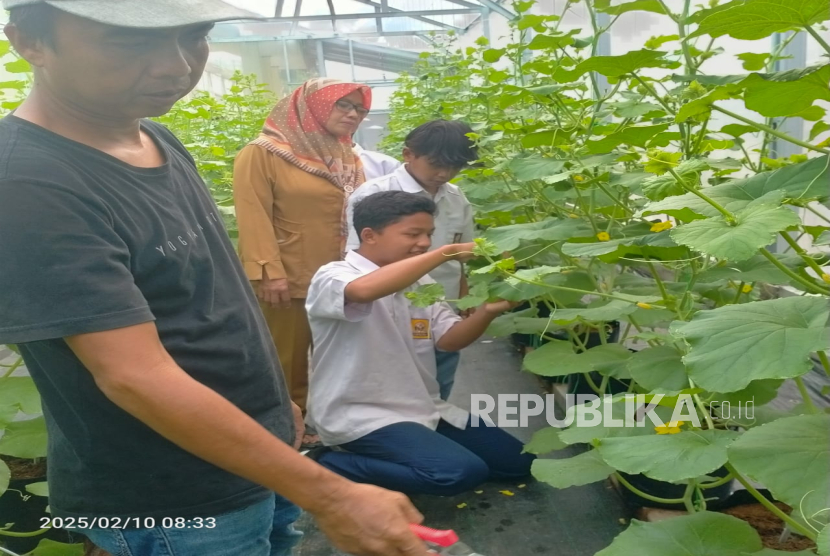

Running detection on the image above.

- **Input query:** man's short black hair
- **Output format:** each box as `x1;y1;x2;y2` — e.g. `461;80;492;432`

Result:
353;191;436;239
405;119;478;168
8;5;58;47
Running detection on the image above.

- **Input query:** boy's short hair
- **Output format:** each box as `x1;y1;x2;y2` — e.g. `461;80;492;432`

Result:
8;5;58;47
353;191;436;239
405;120;478;168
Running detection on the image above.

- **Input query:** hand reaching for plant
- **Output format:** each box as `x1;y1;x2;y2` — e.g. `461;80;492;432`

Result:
311;482;430;556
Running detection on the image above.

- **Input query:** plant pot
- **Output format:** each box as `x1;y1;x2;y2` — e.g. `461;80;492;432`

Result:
618;466;734;511
0;458;78;553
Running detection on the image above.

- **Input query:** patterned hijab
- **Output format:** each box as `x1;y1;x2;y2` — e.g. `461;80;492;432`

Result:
252;78;371;196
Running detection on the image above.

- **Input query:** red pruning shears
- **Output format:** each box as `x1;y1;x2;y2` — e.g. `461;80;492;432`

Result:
411;524;485;556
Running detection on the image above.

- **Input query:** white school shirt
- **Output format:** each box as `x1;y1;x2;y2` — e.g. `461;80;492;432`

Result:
305;251;470;446
346;165;476;300
353;143;402;181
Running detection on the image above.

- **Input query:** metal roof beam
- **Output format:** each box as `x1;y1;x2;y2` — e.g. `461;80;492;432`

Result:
209;30;452;42
353;0;462;31
263;8;477;22
475;0;517;20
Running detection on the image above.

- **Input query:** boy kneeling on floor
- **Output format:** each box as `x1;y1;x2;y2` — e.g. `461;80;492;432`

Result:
304;190;535;496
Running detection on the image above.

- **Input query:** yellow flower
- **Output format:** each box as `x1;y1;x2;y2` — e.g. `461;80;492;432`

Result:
597;231;611;241
456;503;468;509
822;273;830;284
568;213;580;219
650;221;673;232
655;421;685;435
637;302;653;309
574;175;585;182
500;490;515;497
741;284;753;293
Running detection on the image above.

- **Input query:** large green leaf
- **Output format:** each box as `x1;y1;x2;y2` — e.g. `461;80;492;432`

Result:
595;512;763;556
552;50;677;82
642;159;709;201
0;376;42;415
670;203;801;261
716;379;784;407
627;346;689;394
690;0;830;40
527;33;575;50
674;296;830;392
524;427;568;454
508;157;567;182
483;218;593;251
743;65;830;118
728;414;830;522
0;457;9;497
543;300;640;323
26;481;49;497
561;230;680;258
29;539;85;556
697;254;797;285
531;450;615;488
818;523;829;556
524;342;633;377
677;83;743;122
586;124;670;153
598;429;740;482
595;0;667;15
0;415;48;458
559;398;673;445
643;155;830;220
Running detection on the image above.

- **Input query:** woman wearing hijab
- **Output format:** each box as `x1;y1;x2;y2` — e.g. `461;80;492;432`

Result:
233;78;371;445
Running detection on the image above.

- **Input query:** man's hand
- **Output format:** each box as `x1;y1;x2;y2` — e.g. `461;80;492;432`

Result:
290;402;304;451
442;242;478;263
259;272;291;309
311;482;430;556
483;299;519;314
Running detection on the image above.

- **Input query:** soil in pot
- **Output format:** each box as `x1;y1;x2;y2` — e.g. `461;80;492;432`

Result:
0;456;80;553
721;503;816;552
619;467;735;511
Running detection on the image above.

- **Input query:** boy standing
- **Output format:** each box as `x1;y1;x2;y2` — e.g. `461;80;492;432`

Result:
306;191;534;496
346;120;478;400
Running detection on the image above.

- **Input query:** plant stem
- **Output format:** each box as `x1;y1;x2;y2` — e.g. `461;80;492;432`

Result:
805;25;830;57
732;282;745;304
682;480;697;513
632;73;676;116
725;463;816;540
615;472;687;505
794;376;819;413
1;357;23;379
758;248;830;295
712;106;830;155
677;0;695;76
667;167;735;222
699;473;734;489
0;527;50;538
817;351;830;378
806;204;830;225
688;379;714;429
646;261;671;306
691;115;710;156
778;232;828;279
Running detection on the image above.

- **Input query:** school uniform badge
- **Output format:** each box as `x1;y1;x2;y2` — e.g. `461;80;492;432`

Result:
411;319;431;339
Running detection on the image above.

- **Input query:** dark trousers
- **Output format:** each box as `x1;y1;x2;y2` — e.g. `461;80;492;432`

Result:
317;417;535;496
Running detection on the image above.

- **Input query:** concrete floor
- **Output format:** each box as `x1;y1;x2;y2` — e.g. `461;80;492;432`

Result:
294;338;630;556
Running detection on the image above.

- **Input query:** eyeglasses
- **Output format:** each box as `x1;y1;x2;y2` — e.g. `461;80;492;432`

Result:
334;99;369;117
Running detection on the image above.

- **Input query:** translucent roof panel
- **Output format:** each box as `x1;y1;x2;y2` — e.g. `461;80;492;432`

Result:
219;0;512;40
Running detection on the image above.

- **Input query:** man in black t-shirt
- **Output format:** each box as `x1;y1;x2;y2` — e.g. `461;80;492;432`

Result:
0;2;430;556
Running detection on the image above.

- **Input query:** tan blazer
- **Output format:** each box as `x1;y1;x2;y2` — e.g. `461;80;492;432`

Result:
233;143;344;298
